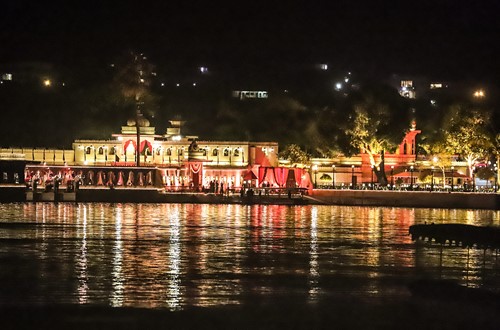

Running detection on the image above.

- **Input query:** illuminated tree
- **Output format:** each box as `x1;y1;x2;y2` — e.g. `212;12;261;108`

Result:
441;104;493;178
279;144;310;166
431;154;452;189
340;85;411;185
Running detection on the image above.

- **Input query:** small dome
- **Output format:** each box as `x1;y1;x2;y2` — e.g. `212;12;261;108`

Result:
126;117;150;127
138;117;150;127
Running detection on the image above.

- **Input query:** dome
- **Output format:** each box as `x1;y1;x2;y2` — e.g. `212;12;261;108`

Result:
138;117;150;127
126;117;150;127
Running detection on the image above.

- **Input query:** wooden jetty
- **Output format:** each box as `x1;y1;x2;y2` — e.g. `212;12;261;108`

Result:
409;223;500;249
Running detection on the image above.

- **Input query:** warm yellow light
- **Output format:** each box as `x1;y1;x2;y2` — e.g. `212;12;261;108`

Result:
473;89;485;98
43;79;51;87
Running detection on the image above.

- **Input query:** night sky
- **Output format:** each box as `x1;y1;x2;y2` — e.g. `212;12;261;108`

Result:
2;0;500;82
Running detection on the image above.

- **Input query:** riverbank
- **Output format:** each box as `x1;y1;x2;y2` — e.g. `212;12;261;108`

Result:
311;189;499;210
0;185;498;209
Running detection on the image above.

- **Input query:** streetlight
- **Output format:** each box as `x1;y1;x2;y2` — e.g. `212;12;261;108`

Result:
332;165;336;189
351;165;355;189
473;89;485;98
494;164;498;193
472;166;476;192
410;165;414;191
450;166;454;192
312;164;318;189
370;165;374;190
390;166;394;190
431;166;434;192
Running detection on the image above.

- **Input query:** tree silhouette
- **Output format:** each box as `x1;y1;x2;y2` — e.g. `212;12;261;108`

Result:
112;51;158;165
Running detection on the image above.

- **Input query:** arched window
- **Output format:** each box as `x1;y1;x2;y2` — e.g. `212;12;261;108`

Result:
98;147;104;155
234;149;240;157
166;148;172;156
85;147;92;154
213;149;218;156
109;147;115;155
223;149;229;157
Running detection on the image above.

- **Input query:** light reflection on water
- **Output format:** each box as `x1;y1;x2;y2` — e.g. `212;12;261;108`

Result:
0;203;498;309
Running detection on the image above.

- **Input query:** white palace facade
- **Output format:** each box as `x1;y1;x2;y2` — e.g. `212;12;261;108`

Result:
1;115;301;191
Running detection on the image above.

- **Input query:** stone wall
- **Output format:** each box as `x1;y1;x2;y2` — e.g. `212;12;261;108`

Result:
311;190;499;210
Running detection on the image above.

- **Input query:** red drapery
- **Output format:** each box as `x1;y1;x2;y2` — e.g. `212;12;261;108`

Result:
140;140;153;153
190;162;202;174
273;167;287;187
258;167;268;184
123;140;137;153
258;167;312;189
294;168;303;186
259;167;277;186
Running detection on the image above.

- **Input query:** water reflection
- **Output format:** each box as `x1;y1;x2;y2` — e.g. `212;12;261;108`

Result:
111;205;123;307
0;203;497;309
166;205;181;309
76;205;88;304
308;207;319;302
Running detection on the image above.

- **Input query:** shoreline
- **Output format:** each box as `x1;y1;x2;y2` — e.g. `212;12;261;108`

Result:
0;185;498;210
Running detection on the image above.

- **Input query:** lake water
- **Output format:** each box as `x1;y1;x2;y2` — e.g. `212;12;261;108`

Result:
0;203;499;310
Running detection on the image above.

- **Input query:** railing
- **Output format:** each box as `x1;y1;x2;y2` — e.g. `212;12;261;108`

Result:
316;183;498;193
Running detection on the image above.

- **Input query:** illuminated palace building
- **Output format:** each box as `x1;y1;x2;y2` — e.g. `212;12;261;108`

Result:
1;115;312;191
1;115;465;191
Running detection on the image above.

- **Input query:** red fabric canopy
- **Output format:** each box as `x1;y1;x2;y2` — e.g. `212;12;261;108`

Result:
243;170;258;181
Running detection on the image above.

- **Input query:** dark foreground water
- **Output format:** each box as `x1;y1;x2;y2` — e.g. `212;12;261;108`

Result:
1;203;500;328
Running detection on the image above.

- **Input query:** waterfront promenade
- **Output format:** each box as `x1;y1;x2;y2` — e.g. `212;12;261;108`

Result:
0;185;498;209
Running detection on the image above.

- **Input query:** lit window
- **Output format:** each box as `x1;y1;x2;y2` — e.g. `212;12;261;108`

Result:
401;80;413;87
